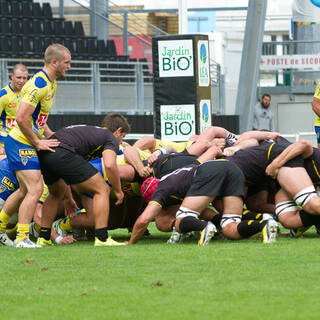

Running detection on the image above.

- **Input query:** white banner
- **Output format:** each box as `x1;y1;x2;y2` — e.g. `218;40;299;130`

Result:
197;40;210;87
260;54;320;70
158;40;194;78
199;100;212;133
160;104;195;141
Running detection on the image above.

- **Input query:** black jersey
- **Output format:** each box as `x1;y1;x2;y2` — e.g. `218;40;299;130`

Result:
151;152;198;178
51;125;119;161
151;164;198;208
304;148;320;186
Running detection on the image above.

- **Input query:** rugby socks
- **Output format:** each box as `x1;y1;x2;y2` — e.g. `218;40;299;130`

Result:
0;210;10;232
211;213;222;229
237;220;267;238
39;227;51;241
95;227;108;242
179;216;207;233
299;210;320;227
60;217;72;232
6;225;17;239
242;210;264;221
16;223;30;243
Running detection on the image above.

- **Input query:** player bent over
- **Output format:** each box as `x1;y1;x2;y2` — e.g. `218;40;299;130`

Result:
128;160;278;245
37;117;129;247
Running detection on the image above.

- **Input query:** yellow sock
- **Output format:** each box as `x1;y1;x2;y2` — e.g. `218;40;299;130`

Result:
0;210;11;232
6;225;17;240
60;217;72;232
16;224;30;243
34;223;40;233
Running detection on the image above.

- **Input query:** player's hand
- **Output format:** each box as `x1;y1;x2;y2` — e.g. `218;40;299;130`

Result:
147;150;161;165
223;146;240;157
138;165;152;178
268;132;280;140
57;236;77;245
36;139;60;152
265;163;279;179
114;190;124;205
64;198;79;217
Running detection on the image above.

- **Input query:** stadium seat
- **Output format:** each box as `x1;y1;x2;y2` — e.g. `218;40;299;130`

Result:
64;21;75;37
53;18;65;36
33;37;44;56
22;18;33;36
106;39;117;56
11;17;21;35
74;21;85;37
11;2;23;17
0;17;10;34
32;19;43;36
42;2;53;19
0;2;11;17
32;2;43;18
21;1;33;18
11;36;22;57
43;19;54;36
0;35;11;57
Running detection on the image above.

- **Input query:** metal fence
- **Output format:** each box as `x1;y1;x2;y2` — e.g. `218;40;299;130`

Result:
1;57;222;114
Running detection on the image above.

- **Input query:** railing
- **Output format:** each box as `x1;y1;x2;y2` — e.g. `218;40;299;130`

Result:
259;40;320;91
282;132;317;146
1;56;221;115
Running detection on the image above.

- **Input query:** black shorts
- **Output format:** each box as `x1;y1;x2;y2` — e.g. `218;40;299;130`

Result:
38;147;98;185
268;143;304;168
186;160;245;198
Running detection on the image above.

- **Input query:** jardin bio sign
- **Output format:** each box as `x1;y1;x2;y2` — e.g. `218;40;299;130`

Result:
158;40;194;77
160;105;195;141
198;40;210;87
199;100;211;133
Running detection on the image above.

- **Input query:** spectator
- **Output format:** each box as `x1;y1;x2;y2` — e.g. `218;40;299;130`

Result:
253;94;274;131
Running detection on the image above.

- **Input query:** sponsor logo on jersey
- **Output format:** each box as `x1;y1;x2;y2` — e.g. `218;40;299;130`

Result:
19;149;37;166
37;114;48;127
1;177;15;191
7;118;15;127
45;95;52;101
7;103;17;108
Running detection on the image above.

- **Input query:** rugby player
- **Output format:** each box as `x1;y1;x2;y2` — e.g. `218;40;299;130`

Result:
0;64;28;158
37;114;130;247
127;160;278;246
2;44;71;247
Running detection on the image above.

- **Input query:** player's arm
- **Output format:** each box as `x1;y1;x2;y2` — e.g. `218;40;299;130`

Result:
123;145;152;178
43;124;54;139
133;136;157;152
147;145;176;165
128;201;161;244
266;139;313;178
102;149;124;205
15;102;59;151
312;96;320;117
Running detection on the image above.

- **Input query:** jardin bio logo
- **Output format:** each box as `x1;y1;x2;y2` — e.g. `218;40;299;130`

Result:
158;40;194;77
199;100;211;133
160;105;195;141
198;40;210;87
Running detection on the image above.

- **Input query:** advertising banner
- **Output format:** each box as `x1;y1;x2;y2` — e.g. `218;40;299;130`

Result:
199;100;212;133
158;39;194;78
197;40;210;87
160;104;196;141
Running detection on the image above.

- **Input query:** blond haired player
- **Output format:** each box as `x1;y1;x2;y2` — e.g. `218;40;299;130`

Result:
0;64;28;158
2;44;71;248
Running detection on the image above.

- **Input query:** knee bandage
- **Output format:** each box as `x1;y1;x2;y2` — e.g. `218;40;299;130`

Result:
293;186;317;208
220;214;242;228
275;200;298;217
176;206;200;219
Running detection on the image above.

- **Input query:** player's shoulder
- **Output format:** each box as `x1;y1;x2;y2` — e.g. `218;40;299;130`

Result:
0;85;9;98
30;70;51;89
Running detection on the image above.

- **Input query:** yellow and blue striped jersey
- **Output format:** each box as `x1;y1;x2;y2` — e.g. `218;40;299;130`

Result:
314;82;320;126
0;83;22;139
9;70;57;145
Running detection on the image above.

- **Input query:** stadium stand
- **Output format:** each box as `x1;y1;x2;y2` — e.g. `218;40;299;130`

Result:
0;0;152;82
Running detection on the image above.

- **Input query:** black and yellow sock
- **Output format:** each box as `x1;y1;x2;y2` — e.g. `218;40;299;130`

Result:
242;210;263;221
39;228;51;241
0;210;11;232
237;220;267;238
211;214;222;229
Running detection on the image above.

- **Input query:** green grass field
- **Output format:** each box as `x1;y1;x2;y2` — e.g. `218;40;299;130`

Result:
1;224;320;320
